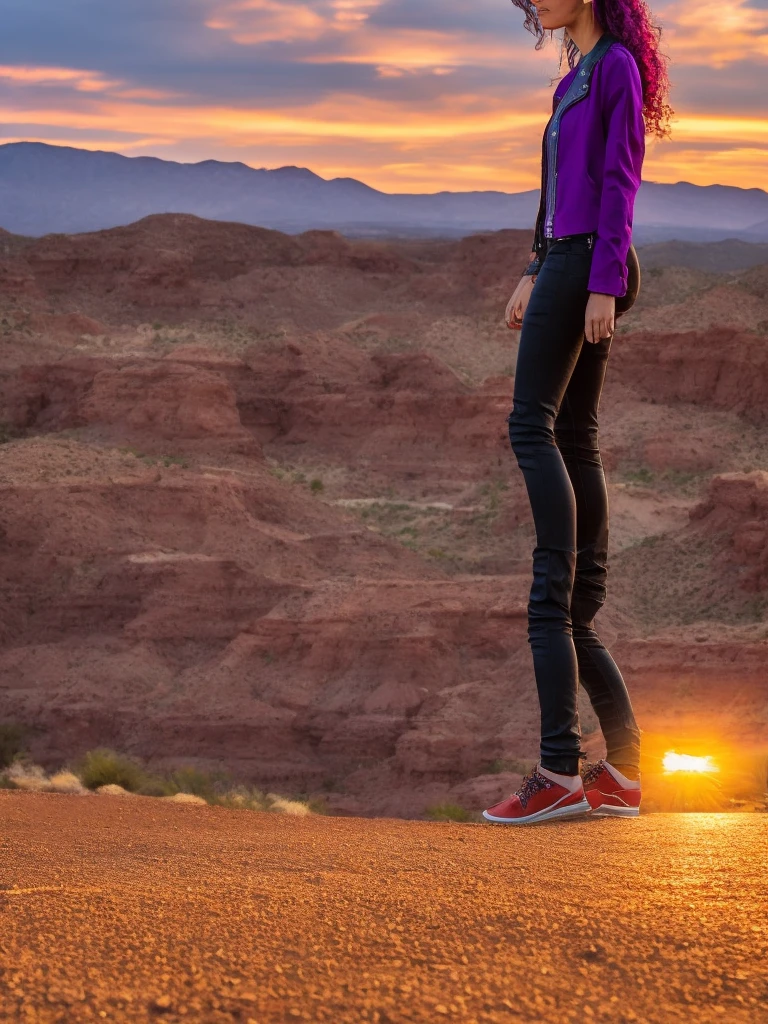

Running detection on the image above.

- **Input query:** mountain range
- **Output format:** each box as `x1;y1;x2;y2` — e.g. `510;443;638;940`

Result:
1;140;767;243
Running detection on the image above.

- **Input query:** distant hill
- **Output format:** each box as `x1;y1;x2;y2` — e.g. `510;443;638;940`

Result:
636;238;768;272
1;141;767;242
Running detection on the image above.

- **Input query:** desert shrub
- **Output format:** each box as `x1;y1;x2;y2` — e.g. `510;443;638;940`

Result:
623;466;655;485
5;762;50;791
424;802;472;822
484;757;530;775
48;771;87;794
5;742;324;816
135;775;177;797
0;423;24;445
76;747;152;793
303;795;329;815
214;785;271;811
0;723;27;768
267;793;311;816
166;792;207;805
168;766;232;800
282;790;328;815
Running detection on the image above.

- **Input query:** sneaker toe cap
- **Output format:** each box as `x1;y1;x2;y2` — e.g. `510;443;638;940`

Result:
484;795;522;818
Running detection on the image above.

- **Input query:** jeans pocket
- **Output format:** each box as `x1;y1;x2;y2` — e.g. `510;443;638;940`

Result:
543;249;569;267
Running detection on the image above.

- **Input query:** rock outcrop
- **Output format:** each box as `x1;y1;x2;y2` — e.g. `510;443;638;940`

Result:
1;216;767;816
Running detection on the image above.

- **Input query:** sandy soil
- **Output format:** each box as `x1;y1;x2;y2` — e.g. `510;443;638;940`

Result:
1;792;767;1023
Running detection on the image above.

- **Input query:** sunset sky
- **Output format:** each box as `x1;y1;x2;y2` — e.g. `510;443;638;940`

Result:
2;0;767;193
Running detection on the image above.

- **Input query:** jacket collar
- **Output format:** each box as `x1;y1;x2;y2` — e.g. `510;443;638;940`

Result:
575;31;619;74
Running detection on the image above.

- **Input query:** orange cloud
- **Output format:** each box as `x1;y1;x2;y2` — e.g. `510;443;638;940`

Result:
0;64;124;91
658;0;768;67
0;64;181;99
303;28;524;71
0;93;546;143
204;0;384;43
204;0;542;75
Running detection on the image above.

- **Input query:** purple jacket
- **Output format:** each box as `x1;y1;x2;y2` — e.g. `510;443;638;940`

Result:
526;34;646;297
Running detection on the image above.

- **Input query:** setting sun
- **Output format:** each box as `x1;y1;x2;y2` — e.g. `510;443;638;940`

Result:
662;751;720;773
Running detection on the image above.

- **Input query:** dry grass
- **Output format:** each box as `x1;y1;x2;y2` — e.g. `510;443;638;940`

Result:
165;792;207;805
267;794;311;816
48;771;88;794
5;763;51;792
0;750;322;815
96;784;136;797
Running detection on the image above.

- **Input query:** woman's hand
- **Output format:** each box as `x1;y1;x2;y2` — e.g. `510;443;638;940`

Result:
585;292;616;344
505;275;536;331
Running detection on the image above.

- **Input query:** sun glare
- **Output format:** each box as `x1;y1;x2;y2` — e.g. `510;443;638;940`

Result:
662;751;720;773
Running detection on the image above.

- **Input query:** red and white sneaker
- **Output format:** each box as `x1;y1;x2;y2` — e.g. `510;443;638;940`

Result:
483;764;592;825
582;759;641;816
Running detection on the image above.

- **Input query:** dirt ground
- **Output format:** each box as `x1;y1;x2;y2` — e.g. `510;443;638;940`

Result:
1;793;767;1024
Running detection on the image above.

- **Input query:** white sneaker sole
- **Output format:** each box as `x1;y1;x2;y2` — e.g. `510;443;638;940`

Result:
590;804;640;817
483;796;592;825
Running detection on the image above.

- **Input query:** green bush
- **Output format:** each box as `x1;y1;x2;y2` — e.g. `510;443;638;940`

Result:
623;466;655;485
168;766;232;800
214;785;271;811
0;423;24;445
424;802;472;822
76;747;152;792
308;797;329;815
0;723;27;769
135;775;177;798
484;757;530;775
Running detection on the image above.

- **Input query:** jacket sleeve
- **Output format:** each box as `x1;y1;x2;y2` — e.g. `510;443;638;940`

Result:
523;248;542;276
588;50;645;297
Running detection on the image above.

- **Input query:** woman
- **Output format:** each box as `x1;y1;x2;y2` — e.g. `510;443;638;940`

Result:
483;0;672;824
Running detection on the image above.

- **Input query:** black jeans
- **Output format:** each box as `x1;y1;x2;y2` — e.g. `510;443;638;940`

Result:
507;233;641;776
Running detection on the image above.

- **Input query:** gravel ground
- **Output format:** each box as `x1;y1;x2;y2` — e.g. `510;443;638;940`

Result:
1;793;767;1023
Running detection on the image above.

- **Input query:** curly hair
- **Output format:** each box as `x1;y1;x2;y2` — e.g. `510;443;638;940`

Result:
510;0;673;139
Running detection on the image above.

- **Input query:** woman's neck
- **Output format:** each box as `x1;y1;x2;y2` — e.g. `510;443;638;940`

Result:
566;14;605;61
